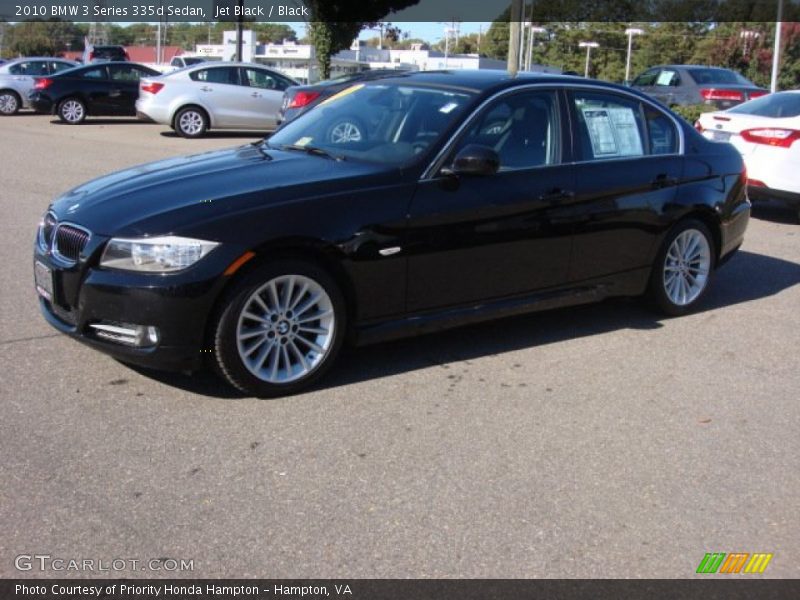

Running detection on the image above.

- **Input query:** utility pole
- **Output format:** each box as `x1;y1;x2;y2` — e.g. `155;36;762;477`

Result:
527;26;546;71
236;0;244;62
507;0;523;75
771;0;784;93
579;41;599;78
624;28;643;84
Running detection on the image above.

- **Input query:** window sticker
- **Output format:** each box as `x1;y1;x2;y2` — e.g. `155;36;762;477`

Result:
439;102;459;114
656;70;676;86
293;136;313;147
582;107;643;158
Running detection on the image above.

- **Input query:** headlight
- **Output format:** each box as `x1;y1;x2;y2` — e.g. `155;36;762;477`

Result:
100;235;219;273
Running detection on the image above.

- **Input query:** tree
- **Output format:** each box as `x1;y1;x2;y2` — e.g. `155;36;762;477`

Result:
305;0;419;79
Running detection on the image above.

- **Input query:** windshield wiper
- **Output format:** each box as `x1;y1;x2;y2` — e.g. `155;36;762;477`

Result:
272;143;346;161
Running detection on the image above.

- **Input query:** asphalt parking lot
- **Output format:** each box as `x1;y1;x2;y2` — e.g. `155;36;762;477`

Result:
1;114;798;579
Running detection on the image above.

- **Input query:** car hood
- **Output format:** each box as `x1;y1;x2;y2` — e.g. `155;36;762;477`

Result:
50;143;399;236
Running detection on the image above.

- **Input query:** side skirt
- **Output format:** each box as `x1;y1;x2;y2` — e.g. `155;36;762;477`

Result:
353;267;649;346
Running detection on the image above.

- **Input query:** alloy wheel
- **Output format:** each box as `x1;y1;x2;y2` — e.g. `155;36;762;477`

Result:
235;274;335;384
60;100;84;123
662;228;711;306
329;121;362;143
178;110;204;136
0;92;19;115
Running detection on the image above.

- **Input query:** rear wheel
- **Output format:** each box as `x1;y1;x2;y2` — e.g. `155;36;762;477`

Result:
57;98;86;124
0;90;21;115
649;219;715;316
212;259;346;397
175;106;208;138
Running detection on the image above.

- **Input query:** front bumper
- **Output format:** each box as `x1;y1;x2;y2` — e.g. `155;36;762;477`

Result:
34;240;244;372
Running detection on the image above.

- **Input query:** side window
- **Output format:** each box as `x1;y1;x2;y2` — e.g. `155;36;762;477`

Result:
80;67;107;80
50;61;74;74
10;61;49;76
645;105;679;154
171;58;182;67
243;68;282;90
655;69;680;87
633;69;659;87
454;90;560;170
190;67;239;85
572;92;646;160
110;65;143;82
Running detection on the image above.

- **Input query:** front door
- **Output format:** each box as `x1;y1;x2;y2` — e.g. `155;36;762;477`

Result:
405;89;576;312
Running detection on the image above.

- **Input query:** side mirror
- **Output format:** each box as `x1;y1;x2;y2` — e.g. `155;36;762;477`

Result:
449;144;500;177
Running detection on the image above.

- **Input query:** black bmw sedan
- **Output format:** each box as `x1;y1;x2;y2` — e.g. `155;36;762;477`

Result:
29;62;160;124
34;71;750;396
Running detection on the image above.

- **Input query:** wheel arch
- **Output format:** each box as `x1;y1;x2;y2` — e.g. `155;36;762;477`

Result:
171;102;212;129
678;207;722;265
203;238;358;354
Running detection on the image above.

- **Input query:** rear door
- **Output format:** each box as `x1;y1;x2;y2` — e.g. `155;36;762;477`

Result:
188;66;246;127
565;89;683;282
108;64;152;114
238;67;292;129
72;65;112;113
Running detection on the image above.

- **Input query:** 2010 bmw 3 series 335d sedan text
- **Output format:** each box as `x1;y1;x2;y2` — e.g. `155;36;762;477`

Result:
34;71;750;397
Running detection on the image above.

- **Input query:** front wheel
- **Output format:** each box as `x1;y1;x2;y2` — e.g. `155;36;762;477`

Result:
212;260;346;397
57;98;86;124
649;219;715;316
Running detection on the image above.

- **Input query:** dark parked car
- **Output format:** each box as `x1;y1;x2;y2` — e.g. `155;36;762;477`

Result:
631;65;767;109
83;44;130;63
278;68;409;130
34;71;750;396
29;62;161;124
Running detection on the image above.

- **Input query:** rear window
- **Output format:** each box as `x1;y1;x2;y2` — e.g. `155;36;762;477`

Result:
190;67;239;85
686;68;753;86
728;92;800;118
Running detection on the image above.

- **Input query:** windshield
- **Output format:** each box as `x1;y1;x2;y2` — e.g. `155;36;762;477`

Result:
268;83;475;166
687;68;753;86
729;92;800;118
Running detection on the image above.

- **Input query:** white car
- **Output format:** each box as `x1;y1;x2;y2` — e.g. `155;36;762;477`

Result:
136;62;297;138
697;91;800;220
0;57;78;115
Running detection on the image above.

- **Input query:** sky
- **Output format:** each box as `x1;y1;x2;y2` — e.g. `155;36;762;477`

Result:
285;22;491;45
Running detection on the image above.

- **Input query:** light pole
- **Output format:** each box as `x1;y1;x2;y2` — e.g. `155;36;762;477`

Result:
624;28;643;84
579;41;599;78
771;0;784;93
526;26;547;71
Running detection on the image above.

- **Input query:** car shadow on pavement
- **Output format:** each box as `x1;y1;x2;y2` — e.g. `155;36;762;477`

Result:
159;130;269;139
49;118;144;125
128;249;800;399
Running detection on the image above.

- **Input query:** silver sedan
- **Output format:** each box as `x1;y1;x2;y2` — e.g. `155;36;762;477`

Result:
0;57;78;115
136;62;297;137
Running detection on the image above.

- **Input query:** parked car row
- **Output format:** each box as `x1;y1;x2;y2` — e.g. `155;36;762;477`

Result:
696;90;800;220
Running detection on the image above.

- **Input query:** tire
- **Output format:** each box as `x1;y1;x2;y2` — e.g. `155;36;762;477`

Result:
175;106;208;138
0;90;21;116
212;259;346;397
57;97;86;124
325;115;365;144
649;219;715;316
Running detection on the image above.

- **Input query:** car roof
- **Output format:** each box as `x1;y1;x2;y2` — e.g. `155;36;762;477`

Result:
3;57;76;64
357;69;618;95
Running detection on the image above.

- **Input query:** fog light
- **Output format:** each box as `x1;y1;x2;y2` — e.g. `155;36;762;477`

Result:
89;322;160;347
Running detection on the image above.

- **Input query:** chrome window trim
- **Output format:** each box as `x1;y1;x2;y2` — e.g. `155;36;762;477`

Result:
421;81;685;181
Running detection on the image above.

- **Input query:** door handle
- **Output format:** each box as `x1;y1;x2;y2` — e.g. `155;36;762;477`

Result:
538;189;575;203
251;92;262;98
109;89;121;97
651;174;677;189
200;86;212;92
